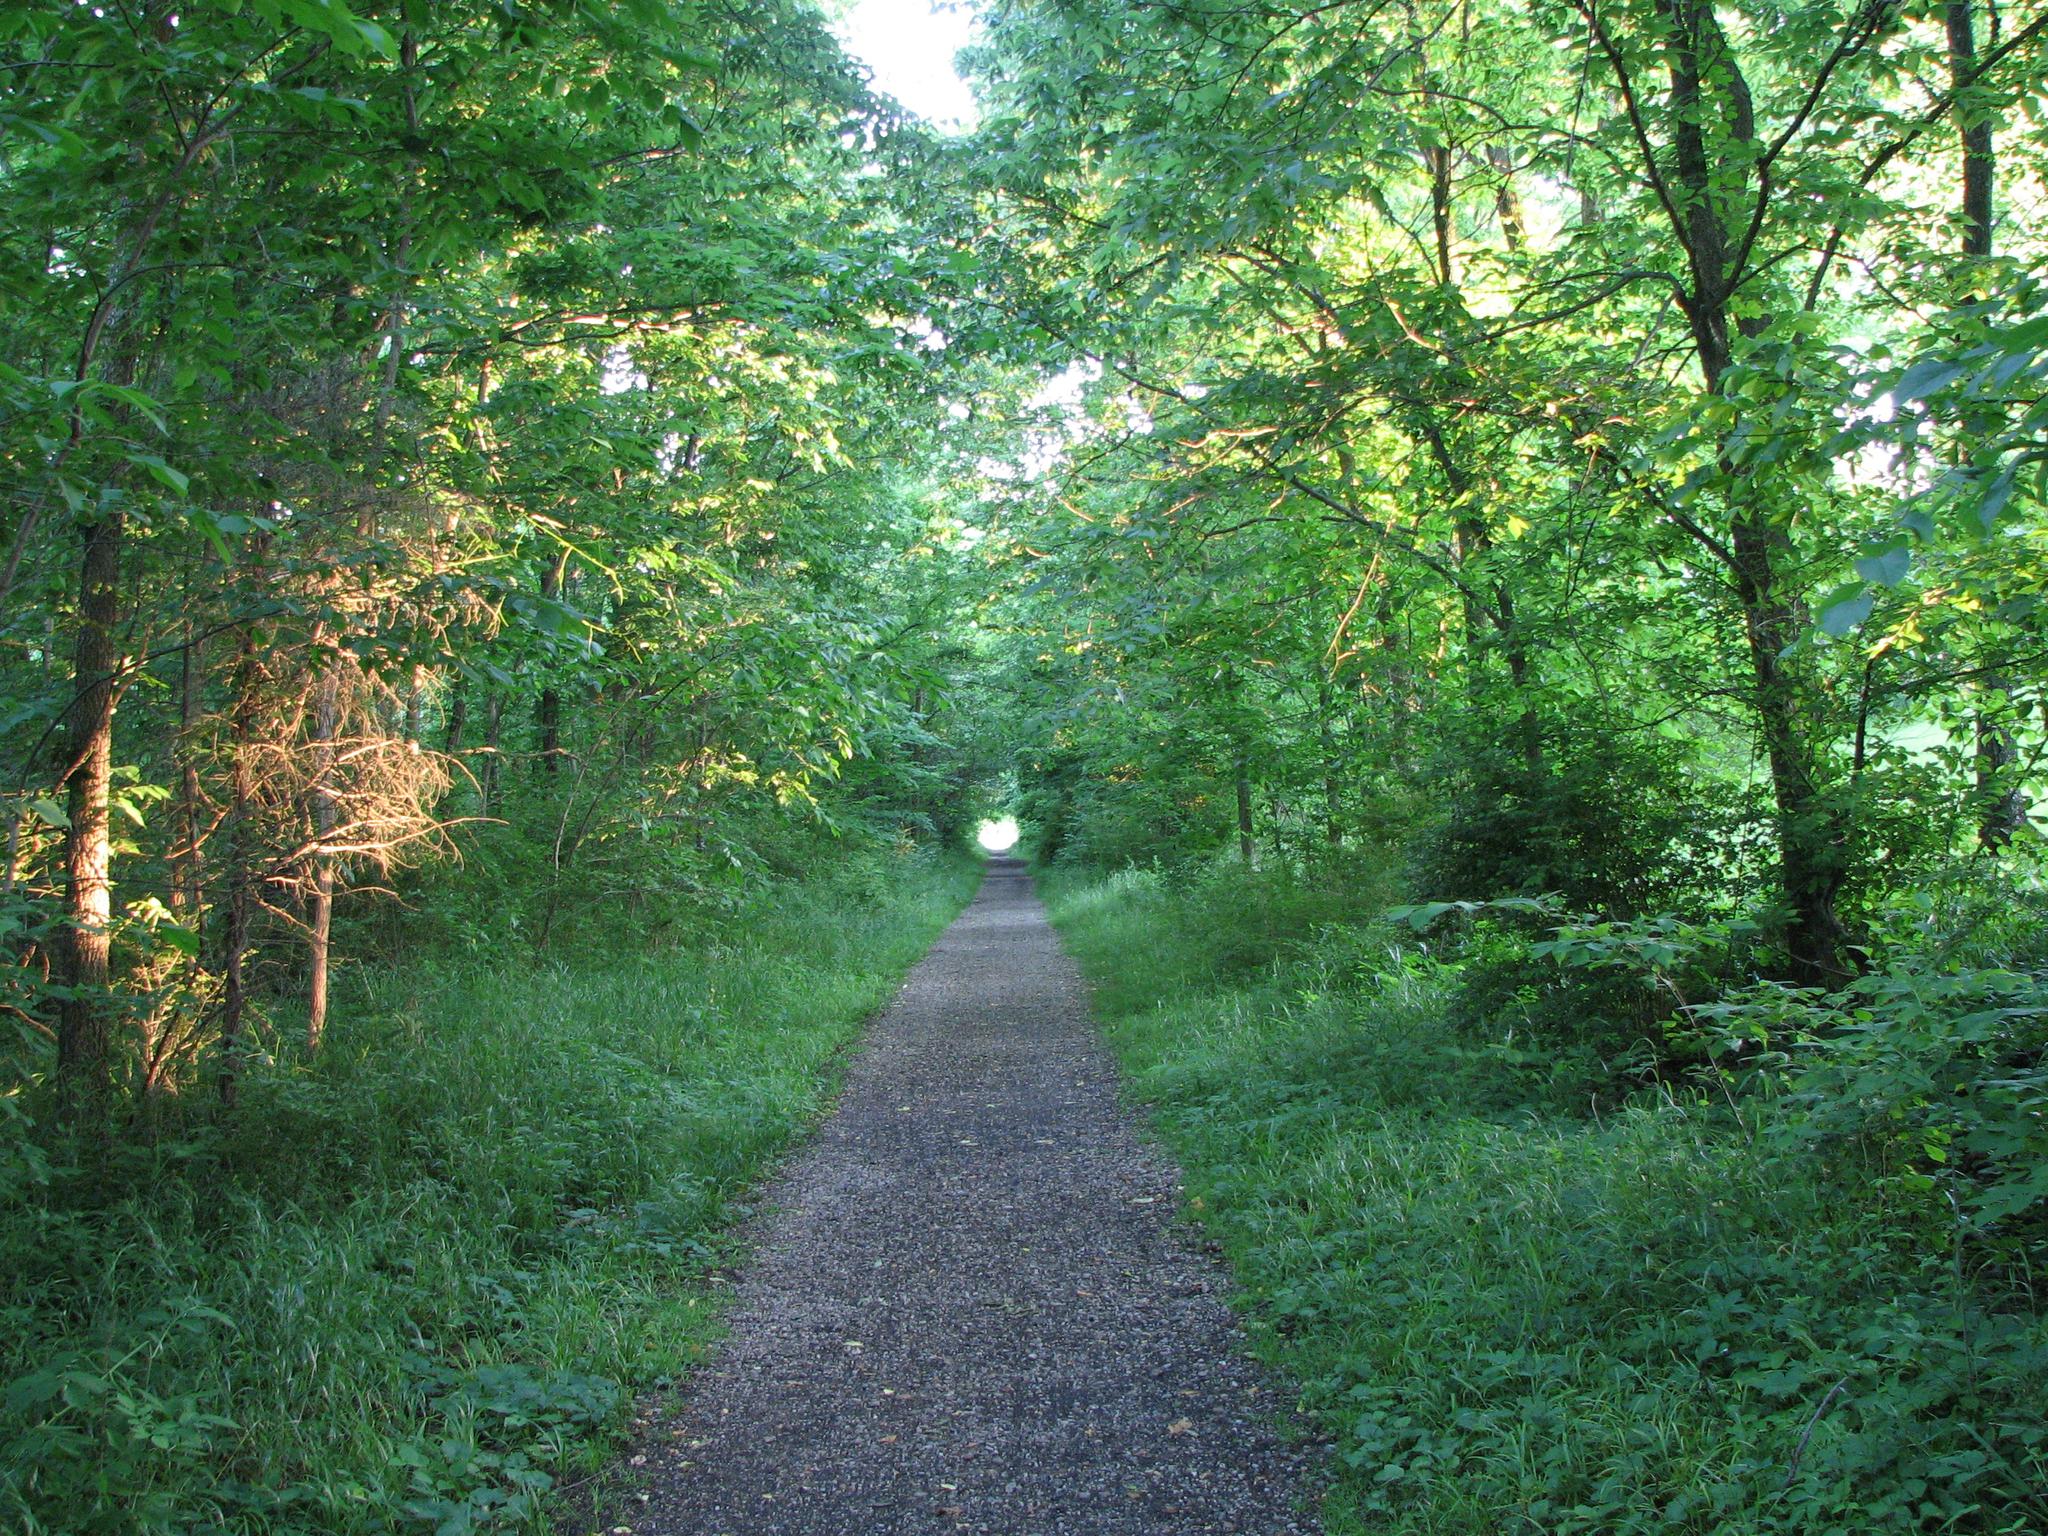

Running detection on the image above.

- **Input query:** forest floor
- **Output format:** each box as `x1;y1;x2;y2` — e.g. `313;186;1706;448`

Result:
583;856;1320;1536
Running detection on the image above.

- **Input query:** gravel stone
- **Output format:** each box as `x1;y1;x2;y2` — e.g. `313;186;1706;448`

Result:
597;857;1321;1535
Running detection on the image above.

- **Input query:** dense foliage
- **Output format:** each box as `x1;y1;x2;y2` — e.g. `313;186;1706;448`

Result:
0;3;994;1529
1050;862;2048;1535
0;0;994;1096
962;0;2048;1237
956;0;2048;1527
6;0;2048;1529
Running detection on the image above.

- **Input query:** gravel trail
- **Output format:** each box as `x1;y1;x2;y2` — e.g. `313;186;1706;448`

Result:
597;856;1319;1536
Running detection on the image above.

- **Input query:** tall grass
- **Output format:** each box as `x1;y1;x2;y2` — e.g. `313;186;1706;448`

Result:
1;849;980;1536
1046;857;2048;1536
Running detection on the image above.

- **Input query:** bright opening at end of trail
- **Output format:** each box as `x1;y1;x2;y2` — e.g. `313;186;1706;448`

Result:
976;818;1020;854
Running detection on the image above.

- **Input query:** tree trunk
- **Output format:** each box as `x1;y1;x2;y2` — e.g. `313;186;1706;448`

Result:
55;511;125;1109
1235;753;1255;862
445;675;468;755
171;624;204;915
1318;679;1343;846
218;620;257;1105
536;548;570;774
1947;0;1993;260
1645;0;1849;983
404;668;423;744
305;667;339;1053
1947;0;2027;849
482;692;503;811
1727;510;1849;982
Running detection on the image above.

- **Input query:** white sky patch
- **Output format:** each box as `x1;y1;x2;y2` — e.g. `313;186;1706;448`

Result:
976;816;1020;853
601;343;648;395
971;359;1108;485
1028;359;1099;413
835;0;980;132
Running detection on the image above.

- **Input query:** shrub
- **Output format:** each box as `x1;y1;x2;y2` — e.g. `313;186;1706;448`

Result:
1410;724;1769;918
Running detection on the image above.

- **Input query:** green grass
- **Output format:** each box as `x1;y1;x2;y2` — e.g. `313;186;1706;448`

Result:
1045;860;2048;1536
1;848;980;1536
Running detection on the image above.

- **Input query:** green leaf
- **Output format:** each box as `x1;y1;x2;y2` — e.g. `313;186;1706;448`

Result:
129;454;190;497
186;507;233;561
1976;466;2017;533
1855;540;1910;586
1893;357;1964;403
1818;585;1873;636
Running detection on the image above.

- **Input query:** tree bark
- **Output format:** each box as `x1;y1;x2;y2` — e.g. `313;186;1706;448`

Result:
1318;679;1344;846
1235;753;1255;862
218;619;257;1105
55;511;125;1107
482;692;503;811
1947;0;2027;849
445;675;468;755
305;666;339;1052
171;624;204;915
536;547;571;773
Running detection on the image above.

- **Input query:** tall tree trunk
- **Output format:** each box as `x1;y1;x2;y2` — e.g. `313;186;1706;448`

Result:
482;692;503;811
404;667;423;744
305;667;339;1053
1947;0;2026;849
1407;12;1456;288
55;511;124;1108
536;547;571;773
1235;753;1255;862
218;619;258;1105
445;675;468;755
1652;0;1847;982
171;624;204;915
1318;679;1344;846
1947;0;1994;260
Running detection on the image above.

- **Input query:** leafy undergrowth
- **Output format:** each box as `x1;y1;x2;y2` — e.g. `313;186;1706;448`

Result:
1046;860;2048;1536
1;848;980;1536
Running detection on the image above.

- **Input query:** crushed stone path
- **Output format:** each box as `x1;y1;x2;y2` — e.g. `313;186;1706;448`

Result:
595;856;1320;1536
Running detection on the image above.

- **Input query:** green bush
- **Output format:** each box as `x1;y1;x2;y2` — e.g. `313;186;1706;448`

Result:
1047;861;2048;1536
1410;725;1770;918
0;849;978;1535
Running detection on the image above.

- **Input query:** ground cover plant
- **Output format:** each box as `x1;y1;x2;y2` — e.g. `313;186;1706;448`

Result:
1047;858;2048;1536
1;846;978;1536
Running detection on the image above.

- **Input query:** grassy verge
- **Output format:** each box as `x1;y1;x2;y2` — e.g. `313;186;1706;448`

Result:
1045;860;2048;1536
1;848;980;1536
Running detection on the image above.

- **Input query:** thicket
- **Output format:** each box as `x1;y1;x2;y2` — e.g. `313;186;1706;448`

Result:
966;0;2048;1525
1;0;999;1120
2;840;977;1534
1050;857;2048;1534
0;5;1002;1530
969;0;2048;1288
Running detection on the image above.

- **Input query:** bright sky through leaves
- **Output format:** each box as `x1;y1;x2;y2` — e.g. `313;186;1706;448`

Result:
835;0;979;130
975;817;1020;853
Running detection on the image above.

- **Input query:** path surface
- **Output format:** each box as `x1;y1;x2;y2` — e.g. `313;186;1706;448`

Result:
600;857;1319;1536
